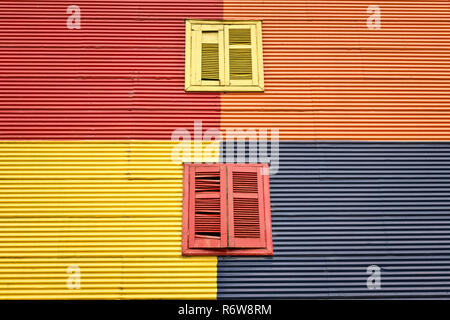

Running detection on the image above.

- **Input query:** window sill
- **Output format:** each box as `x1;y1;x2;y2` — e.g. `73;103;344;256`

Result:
185;85;264;92
182;247;273;256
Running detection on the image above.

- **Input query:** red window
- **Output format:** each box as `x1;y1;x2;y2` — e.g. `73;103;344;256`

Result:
182;163;273;256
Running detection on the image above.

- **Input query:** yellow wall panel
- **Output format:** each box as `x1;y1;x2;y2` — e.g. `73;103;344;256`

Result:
0;141;218;299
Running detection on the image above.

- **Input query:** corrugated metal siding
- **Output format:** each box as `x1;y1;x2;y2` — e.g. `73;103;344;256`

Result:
221;1;450;140
0;141;218;299
218;141;450;299
0;1;222;139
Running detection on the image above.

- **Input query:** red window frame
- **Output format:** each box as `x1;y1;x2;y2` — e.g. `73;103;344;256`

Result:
182;163;273;256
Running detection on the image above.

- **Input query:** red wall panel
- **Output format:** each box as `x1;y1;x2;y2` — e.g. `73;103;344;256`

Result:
0;1;222;139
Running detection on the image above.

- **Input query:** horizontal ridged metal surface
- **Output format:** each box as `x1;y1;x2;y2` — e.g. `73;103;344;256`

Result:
218;141;450;299
0;1;221;139
221;1;450;140
0;141;218;299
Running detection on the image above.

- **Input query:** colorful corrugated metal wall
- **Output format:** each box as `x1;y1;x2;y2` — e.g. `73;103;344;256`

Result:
0;141;218;299
218;141;450;299
221;1;450;140
0;0;450;299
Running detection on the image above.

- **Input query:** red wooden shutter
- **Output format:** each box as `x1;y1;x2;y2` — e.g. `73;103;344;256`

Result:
226;164;267;248
188;164;227;248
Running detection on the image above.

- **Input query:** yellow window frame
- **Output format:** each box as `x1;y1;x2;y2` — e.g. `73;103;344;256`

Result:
185;20;264;92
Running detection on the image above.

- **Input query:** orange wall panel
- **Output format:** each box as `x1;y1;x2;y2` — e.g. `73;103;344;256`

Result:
221;1;450;140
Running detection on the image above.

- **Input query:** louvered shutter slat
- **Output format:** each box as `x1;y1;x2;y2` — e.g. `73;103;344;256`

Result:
229;48;252;80
201;43;220;81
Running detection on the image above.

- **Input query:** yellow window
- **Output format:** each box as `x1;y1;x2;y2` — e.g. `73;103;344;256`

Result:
185;20;264;92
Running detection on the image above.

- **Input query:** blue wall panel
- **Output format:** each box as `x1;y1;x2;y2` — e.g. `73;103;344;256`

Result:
218;142;450;299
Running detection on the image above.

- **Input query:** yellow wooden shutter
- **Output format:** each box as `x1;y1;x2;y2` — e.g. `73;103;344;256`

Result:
190;24;224;87
225;24;260;87
185;20;264;92
201;42;220;81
